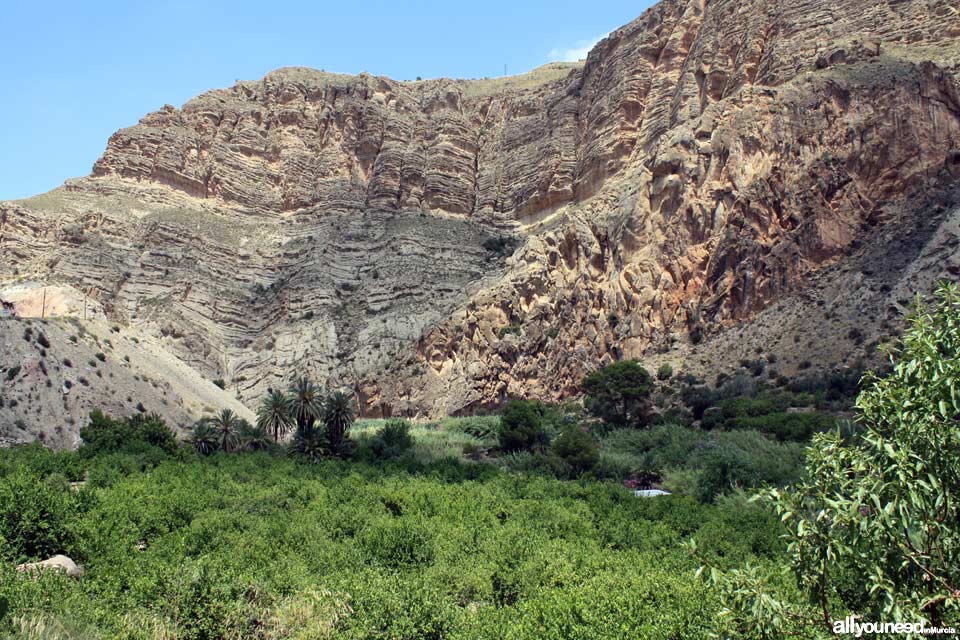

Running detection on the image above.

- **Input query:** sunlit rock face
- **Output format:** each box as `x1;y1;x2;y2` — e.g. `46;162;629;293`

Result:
3;0;959;424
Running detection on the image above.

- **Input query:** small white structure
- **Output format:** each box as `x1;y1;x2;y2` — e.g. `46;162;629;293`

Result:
634;489;671;498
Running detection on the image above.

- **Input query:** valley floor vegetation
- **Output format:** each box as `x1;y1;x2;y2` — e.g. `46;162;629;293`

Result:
0;283;957;638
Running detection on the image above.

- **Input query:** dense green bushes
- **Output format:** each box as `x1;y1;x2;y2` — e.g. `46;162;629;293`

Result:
0;470;79;562
79;410;178;458
0;448;787;638
698;391;836;441
597;424;805;501
551;425;599;476
364;418;415;460
497;400;548;452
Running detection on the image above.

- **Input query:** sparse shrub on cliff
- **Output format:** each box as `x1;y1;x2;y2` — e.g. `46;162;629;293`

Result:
4;366;20;381
482;235;519;256
657;363;673;380
498;324;521;339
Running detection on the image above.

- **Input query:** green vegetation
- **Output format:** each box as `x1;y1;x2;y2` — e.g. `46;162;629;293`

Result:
582;360;653;427
497;324;521;339
551;425;600;477
0;442;784;638
78;410;178;459
497;400;547;452
2;286;957;636
704;282;960;636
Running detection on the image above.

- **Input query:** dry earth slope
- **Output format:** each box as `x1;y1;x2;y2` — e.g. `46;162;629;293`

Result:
2;0;960;440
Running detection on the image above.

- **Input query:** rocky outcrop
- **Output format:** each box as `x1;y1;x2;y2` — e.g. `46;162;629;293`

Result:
16;555;84;579
2;0;960;430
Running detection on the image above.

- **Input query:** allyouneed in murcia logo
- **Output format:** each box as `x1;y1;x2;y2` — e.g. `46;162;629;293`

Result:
833;616;957;637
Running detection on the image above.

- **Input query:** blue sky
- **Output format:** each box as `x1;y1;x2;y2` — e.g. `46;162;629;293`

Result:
0;1;652;200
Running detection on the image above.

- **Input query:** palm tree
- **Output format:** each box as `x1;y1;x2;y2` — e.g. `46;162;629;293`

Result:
237;422;272;452
209;408;241;453
323;391;355;455
257;390;293;443
288;377;323;436
187;419;218;455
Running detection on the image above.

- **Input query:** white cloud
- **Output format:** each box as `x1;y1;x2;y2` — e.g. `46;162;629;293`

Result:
547;35;605;62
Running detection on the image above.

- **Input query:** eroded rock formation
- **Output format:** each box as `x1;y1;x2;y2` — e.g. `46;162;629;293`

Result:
2;0;960;430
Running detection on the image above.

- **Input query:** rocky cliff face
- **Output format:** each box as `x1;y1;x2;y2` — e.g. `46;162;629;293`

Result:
2;0;960;432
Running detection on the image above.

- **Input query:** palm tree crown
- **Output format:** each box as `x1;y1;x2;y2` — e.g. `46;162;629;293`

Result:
288;377;323;435
188;419;218;455
257;390;293;443
323;391;355;454
209;408;242;453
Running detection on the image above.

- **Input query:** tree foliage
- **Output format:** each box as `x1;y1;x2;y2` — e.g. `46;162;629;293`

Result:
551;425;599;476
208;409;245;454
707;283;960;634
582;360;654;427
498;400;547;452
288;377;323;436
256;390;293;443
322;391;355;455
187;421;218;456
79;410;177;457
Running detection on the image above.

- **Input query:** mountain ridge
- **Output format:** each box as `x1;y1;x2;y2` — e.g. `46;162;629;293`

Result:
2;0;960;439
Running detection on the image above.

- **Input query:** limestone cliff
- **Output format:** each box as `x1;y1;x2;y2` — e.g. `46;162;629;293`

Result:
2;0;960;434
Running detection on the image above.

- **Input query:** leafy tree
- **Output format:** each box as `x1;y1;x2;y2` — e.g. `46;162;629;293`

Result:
288;377;323;436
582;360;654;427
257;390;293;443
78;410;126;455
706;283;960;634
125;413;178;454
498;399;547;452
0;470;76;561
79;410;177;457
188;420;218;456
209;409;243;453
551;425;599;476
322;391;355;455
